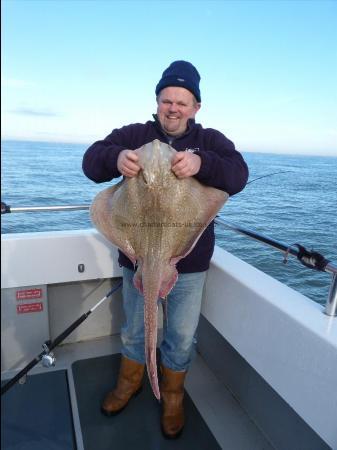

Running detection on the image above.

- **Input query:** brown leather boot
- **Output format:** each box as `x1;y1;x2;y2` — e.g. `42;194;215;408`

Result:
160;364;187;439
101;356;145;416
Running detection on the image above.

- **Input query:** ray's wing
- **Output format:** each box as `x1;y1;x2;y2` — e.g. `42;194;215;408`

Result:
169;178;229;264
90;182;137;264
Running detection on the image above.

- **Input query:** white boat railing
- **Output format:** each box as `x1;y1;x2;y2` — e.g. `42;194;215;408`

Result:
1;202;336;317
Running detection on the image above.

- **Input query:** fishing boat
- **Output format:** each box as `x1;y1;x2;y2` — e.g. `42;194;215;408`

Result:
1;205;336;450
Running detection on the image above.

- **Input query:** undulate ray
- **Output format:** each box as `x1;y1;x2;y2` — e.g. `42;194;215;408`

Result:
90;139;229;400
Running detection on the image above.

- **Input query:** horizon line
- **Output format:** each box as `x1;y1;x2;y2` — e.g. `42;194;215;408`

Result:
1;137;337;158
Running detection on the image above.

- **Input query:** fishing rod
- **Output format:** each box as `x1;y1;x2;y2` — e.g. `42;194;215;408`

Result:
246;170;292;185
1;281;123;396
215;218;336;274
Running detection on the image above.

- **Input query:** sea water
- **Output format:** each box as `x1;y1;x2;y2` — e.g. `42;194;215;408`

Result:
1;140;336;306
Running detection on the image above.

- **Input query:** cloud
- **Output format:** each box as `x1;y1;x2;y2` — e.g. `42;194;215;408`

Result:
9;107;60;117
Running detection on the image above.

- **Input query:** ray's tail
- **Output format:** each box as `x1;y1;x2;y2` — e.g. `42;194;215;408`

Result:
139;260;162;400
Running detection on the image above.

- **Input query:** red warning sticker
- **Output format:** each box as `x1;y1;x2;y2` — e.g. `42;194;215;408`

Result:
16;289;43;300
17;302;43;314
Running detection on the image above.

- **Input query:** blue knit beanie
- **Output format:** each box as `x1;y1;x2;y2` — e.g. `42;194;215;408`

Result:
155;60;201;102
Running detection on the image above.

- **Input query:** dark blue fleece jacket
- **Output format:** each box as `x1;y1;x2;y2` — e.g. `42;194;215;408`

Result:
82;117;249;273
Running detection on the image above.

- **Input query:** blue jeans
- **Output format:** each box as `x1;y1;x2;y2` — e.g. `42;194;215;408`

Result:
121;267;207;371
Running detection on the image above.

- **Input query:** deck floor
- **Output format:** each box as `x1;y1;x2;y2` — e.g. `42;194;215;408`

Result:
1;335;274;450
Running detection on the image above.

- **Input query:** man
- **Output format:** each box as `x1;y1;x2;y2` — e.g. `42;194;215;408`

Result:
82;60;248;438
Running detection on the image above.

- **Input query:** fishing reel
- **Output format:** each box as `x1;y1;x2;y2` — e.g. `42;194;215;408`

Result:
283;244;330;272
41;342;56;368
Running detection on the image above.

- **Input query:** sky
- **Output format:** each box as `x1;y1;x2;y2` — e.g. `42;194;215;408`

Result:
1;0;337;155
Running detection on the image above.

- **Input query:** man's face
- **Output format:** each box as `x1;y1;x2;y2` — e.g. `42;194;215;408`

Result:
156;87;201;137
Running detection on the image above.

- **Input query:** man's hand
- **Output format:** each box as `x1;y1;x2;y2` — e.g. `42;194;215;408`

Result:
117;150;140;177
171;151;201;178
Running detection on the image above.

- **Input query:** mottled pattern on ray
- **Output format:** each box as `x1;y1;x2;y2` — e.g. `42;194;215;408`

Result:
91;139;228;400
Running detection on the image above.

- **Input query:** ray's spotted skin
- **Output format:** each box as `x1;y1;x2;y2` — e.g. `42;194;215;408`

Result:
90;139;228;399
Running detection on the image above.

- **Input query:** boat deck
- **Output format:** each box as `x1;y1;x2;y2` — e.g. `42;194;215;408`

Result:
2;231;335;449
1;335;274;450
